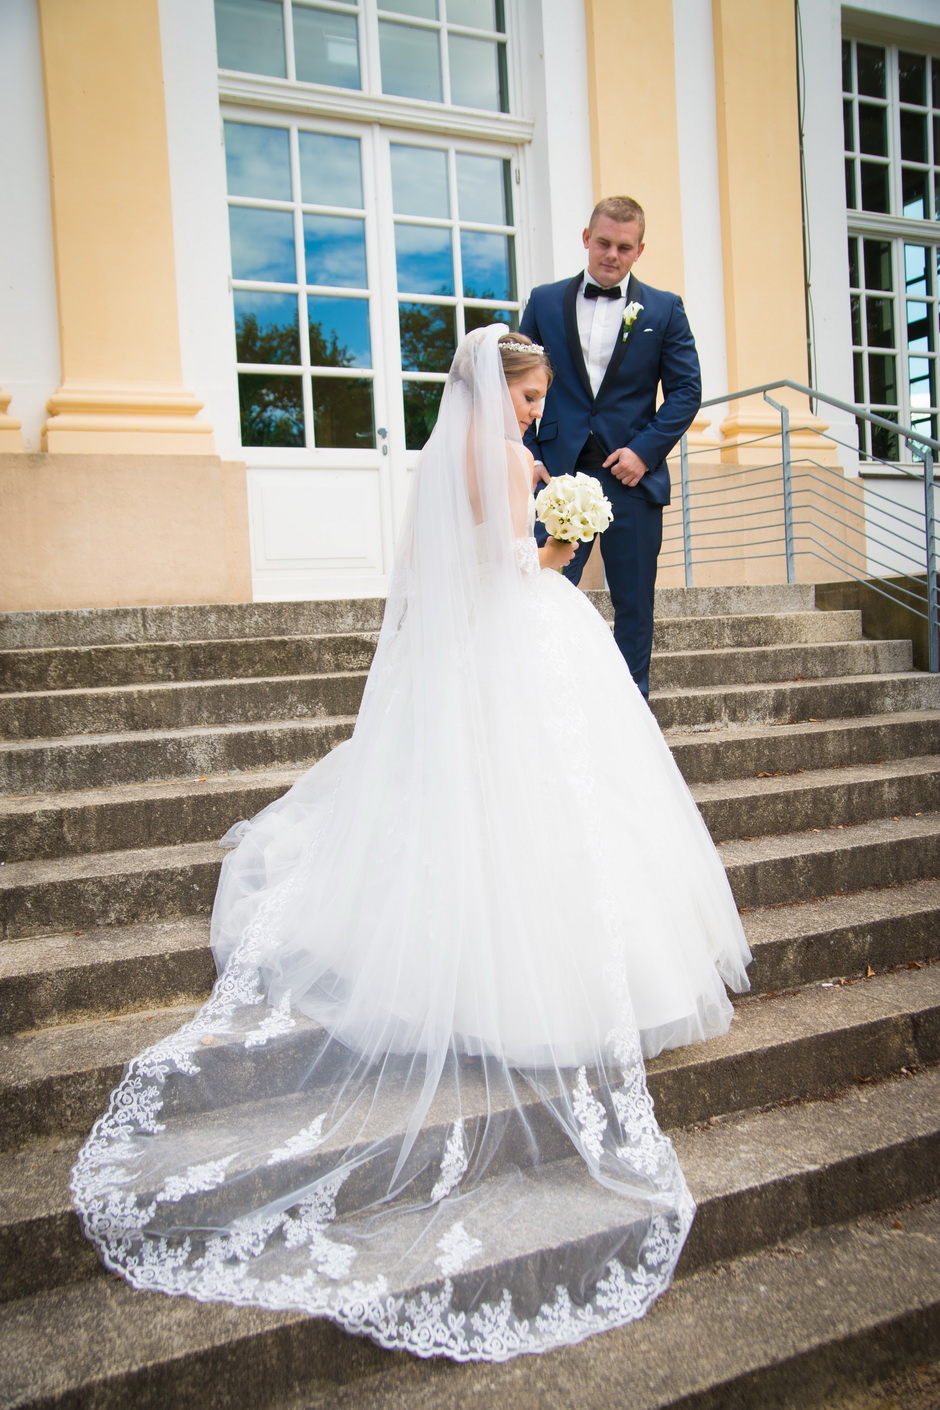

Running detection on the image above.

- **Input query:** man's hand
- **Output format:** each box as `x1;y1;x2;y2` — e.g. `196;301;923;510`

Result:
603;446;648;487
531;460;551;492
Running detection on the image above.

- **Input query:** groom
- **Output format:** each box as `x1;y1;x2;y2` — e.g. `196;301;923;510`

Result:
519;196;701;699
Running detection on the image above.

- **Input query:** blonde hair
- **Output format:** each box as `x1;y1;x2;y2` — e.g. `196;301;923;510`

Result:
588;196;645;242
497;332;554;387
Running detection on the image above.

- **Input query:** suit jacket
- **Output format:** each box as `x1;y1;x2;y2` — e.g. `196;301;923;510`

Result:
518;272;701;505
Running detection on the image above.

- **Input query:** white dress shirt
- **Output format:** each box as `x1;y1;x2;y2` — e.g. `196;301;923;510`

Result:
576;271;628;397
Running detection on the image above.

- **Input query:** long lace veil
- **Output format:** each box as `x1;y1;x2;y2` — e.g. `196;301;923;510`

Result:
71;324;695;1360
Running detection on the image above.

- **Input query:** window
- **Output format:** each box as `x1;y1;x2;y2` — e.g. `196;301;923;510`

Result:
215;0;509;112
843;37;940;458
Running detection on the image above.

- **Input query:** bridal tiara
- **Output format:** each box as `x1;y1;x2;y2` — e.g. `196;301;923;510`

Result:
499;339;545;355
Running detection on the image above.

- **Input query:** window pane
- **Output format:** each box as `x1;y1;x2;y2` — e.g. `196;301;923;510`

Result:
464;305;516;335
848;236;859;288
449;0;500;30
843;100;854;151
905;243;928;297
871;413;899;460
235;291;300;363
860;161;889;213
908;358;934;409
304;214;368;287
863;239;892;291
399;302;457;371
902;167;928;220
395;224;454;294
842;39;852;93
381;0;438;16
456;153;510;224
294;7;361;89
867;353;897;403
299;132;363;208
224;123;291;200
853;352;865;406
934;57;940;109
856;43;885;99
906;301;932;352
390;145;450;217
379;21;442;102
844;158;856;209
215;0;286;77
460;230;514;299
309;296;372;366
312;377;375;447
230;208;296;282
858;103;887;156
851;294;862;345
449;34;504;111
238;373;304;446
866;297;895;348
898;51;926;106
900;110;927;164
403;380;444;449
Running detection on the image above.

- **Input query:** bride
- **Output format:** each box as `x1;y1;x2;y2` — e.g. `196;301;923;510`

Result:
71;324;751;1361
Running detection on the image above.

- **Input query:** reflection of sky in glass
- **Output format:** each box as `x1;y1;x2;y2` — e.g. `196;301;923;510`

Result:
456;153;507;224
230;208;296;282
449;35;502;111
294;7;361;89
234;291;300;363
906;301;930;352
391;145;449;217
908;356;933;408
902;168;927;220
449;0;499;28
398;303;456;371
395;225;454;294
299;132;363;209
381;0;437;17
215;0;286;77
225;122;291;200
304;215;368;287
379;22;442;102
309;296;371;366
461;231;513;299
905;244;927;297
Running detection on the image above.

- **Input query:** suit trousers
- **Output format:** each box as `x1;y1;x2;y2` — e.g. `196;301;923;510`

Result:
537;436;663;699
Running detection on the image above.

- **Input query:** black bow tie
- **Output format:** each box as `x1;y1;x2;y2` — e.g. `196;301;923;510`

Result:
583;282;622;300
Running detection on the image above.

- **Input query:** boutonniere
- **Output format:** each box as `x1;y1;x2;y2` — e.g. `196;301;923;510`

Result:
622;302;643;341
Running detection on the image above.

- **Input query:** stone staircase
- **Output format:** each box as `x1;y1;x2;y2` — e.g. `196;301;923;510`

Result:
0;584;938;1410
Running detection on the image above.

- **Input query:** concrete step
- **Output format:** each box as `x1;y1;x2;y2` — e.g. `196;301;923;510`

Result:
692;753;940;842
6;808;938;941
720;811;940;910
0;612;866;695
651;670;940;732
0;672;368;742
3;876;939;1036
298;1198;940;1410
0;1073;937;1405
0;633;379;693
0;717;355;795
0;768;301;863
0;585;818;651
652;637;912;691
667;709;940;783
7;745;936;865
2;958;937;1154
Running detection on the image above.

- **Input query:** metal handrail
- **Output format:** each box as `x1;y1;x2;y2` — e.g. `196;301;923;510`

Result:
674;380;939;671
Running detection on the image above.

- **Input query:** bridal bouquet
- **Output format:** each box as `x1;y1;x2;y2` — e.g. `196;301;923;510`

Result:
535;472;613;543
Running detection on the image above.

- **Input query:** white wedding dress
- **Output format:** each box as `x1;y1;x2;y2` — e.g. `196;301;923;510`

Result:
72;326;750;1361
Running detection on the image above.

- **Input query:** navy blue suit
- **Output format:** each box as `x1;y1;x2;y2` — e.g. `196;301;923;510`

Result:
519;272;701;697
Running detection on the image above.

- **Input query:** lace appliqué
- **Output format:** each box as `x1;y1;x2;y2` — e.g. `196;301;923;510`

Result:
513;536;540;576
267;1114;326;1166
244;991;295;1048
435;1221;482;1277
430;1119;468;1203
572;1067;607;1161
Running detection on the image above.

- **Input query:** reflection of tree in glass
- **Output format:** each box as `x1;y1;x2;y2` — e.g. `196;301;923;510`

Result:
403;382;445;451
235;312;300;366
309;320;355;369
238;374;304;447
399;303;456;372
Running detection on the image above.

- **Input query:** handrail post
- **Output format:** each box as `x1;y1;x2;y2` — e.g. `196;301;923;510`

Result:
679;432;693;586
764;393;796;584
922;447;939;673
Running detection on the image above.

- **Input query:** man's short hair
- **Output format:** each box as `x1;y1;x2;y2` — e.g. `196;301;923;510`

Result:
588;196;645;242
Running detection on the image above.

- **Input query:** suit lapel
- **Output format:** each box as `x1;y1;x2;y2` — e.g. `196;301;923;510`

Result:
596;273;645;400
562;274;594;401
